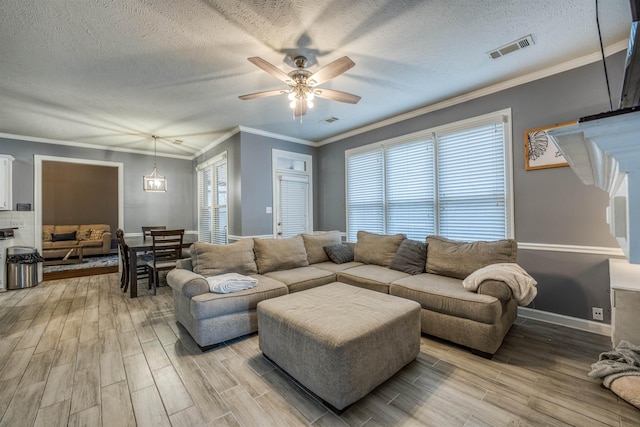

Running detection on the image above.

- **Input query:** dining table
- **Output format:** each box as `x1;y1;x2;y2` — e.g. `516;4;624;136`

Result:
124;233;198;298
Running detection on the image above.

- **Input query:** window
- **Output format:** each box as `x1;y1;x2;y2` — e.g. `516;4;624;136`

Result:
346;110;512;242
197;153;227;244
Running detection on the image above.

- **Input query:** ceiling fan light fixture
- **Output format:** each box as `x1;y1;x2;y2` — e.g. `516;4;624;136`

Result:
306;100;314;108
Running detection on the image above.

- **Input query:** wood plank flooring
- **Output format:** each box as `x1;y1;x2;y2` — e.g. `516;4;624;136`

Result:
0;273;637;426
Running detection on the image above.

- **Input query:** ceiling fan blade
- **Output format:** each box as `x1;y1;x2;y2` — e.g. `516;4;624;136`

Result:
238;89;286;100
247;57;292;84
308;56;355;86
294;101;307;117
314;89;361;104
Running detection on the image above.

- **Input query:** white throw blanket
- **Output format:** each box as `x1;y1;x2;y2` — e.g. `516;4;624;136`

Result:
462;263;537;306
206;273;258;294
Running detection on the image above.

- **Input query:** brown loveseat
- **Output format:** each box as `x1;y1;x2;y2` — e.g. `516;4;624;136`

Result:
42;224;112;259
167;230;527;357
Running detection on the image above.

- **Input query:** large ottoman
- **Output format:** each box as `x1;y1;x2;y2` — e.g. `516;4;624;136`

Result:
257;282;421;411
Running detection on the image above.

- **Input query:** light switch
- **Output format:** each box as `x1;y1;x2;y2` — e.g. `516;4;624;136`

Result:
266;206;272;214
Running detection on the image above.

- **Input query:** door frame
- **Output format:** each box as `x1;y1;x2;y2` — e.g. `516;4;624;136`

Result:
34;155;124;257
271;149;313;238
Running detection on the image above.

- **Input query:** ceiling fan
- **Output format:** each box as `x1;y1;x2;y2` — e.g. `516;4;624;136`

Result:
239;55;361;118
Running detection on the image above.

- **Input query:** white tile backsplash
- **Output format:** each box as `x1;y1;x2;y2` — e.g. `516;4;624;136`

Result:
0;210;36;247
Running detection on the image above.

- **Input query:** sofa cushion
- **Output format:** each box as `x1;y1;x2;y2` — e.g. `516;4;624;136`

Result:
354;231;406;267
390;273;503;324
51;231;77;242
312;261;364;273
264;266;336;293
53;225;79;235
190;275;288;320
302;231;342;264
253;235;309;274
425;236;517;280
190;239;258;277
336;264;410;294
389;239;427;275
324;243;354;264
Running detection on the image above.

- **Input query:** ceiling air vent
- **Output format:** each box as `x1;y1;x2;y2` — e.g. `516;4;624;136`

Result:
487;35;534;59
321;116;339;124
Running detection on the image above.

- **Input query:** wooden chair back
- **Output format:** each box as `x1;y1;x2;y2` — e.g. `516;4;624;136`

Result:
142;226;166;241
150;229;184;264
116;229;130;289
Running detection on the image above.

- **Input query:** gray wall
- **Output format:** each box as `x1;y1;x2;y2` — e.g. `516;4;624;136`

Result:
0;137;196;234
193;131;318;237
240;133;317;236
317;51;628;323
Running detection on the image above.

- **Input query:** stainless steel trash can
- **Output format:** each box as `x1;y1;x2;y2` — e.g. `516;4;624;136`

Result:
6;246;42;289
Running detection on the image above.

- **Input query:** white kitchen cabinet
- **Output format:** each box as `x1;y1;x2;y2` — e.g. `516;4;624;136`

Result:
609;258;640;348
0;155;14;211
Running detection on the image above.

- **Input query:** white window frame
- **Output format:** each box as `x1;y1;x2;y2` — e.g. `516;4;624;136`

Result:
345;108;514;241
196;152;228;244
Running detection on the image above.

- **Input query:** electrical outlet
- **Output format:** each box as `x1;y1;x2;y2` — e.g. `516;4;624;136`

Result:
592;307;604;321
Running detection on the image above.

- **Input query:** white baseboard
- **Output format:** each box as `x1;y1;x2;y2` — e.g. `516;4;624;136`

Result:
517;307;611;336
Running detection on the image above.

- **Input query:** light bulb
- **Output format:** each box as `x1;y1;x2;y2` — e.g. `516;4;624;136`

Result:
288;92;295;100
307;92;314;101
289;100;297;109
307;100;314;109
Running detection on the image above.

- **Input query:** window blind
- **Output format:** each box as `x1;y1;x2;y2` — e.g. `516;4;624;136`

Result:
386;140;435;240
197;154;227;244
437;123;506;241
345;112;510;242
346;149;384;242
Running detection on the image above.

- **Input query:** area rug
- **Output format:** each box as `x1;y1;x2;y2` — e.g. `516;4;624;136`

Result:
43;254;119;280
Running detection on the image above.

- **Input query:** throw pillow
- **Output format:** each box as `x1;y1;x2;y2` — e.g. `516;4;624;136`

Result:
89;229;104;240
324;244;354;264
302;231;342;264
76;228;92;241
425;235;517;280
51;231;77;242
253;235;309;274
42;229;53;242
191;238;258;277
389;239;427;275
354;230;406;267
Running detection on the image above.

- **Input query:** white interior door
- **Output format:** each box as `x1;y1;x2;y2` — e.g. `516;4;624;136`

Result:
272;150;312;238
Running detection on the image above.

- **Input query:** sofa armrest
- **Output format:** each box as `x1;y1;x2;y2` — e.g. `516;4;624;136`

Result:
167;269;209;298
176;258;193;271
101;231;112;253
477;280;512;301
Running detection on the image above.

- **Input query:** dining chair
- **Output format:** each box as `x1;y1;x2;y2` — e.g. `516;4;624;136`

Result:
116;229;150;293
142;225;166;241
146;229;184;295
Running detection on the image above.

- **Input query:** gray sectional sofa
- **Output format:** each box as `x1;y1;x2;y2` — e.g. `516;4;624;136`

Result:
167;230;521;356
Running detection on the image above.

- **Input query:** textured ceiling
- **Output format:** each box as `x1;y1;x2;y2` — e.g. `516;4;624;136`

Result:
0;0;633;157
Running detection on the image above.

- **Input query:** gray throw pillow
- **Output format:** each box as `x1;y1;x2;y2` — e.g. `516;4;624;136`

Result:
389;239;427;275
324;244;354;264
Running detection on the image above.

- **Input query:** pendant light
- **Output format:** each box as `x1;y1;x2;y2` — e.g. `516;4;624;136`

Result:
143;135;167;192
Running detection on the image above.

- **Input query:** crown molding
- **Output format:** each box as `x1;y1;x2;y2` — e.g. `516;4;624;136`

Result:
0;132;194;160
317;39;629;146
191;127;241;159
238;126;315;146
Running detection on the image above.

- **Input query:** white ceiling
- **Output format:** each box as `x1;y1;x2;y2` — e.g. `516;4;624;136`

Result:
0;0;633;157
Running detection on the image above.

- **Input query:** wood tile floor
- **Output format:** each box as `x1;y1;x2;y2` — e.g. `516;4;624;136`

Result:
0;273;638;426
